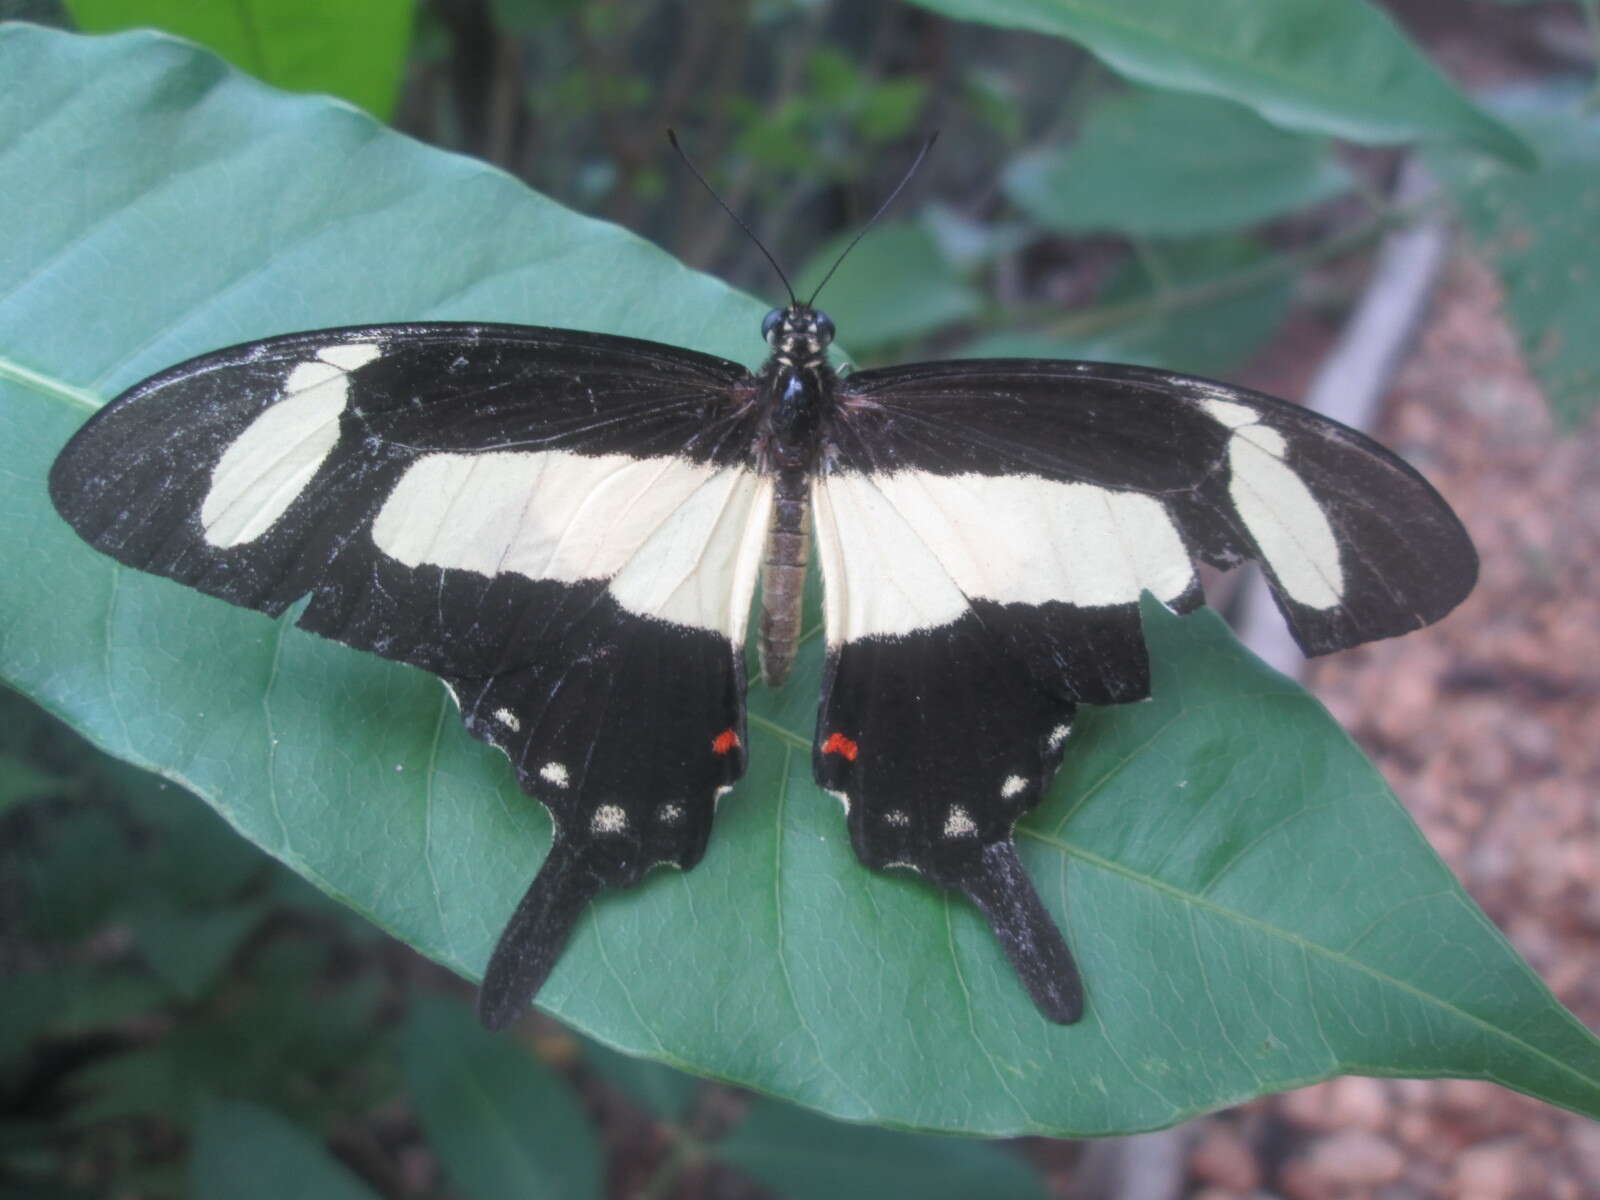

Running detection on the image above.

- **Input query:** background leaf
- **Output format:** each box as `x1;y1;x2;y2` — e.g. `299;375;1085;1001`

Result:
1432;90;1600;431
582;1038;701;1124
718;1098;1049;1200
795;221;980;354
961;237;1291;375
404;995;602;1200
3;26;1598;1136
188;1100;381;1200
64;0;414;118
905;0;1534;165
1004;87;1351;236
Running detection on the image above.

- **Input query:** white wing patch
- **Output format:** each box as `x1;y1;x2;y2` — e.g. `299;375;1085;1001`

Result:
372;450;770;639
812;470;1195;643
201;343;379;547
1199;398;1343;609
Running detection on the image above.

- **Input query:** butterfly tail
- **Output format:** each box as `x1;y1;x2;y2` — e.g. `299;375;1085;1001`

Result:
956;840;1084;1024
477;837;601;1031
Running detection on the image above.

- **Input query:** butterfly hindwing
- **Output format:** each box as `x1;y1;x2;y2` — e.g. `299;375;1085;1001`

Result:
811;358;1476;1020
49;322;770;1026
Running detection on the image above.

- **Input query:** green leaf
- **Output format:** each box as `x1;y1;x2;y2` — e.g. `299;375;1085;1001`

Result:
963;237;1291;375
905;0;1535;165
188;1100;381;1200
582;1038;700;1124
132;902;270;1000
4;25;1600;1136
64;0;414;118
404;995;602;1200
0;751;68;812
718;1098;1049;1200
71;951;385;1126
1005;88;1351;236
795;222;980;353
1433;93;1600;431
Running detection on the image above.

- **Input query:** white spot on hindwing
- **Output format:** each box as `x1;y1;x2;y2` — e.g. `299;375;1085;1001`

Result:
1000;775;1028;799
658;804;685;825
883;810;910;827
539;762;569;788
591;804;627;834
493;707;521;732
826;788;851;814
1200;397;1344;609
1047;723;1073;751
943;806;978;838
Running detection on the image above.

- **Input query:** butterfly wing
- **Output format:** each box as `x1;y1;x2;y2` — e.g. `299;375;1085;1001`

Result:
812;359;1476;1023
49;323;770;1028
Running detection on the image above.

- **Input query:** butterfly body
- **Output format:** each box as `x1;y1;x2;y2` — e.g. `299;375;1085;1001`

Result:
754;304;836;686
49;300;1476;1031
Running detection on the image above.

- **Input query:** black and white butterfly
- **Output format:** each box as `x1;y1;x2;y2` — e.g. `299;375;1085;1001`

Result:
48;290;1476;1029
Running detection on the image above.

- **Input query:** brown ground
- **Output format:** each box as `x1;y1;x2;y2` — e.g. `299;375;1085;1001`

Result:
1178;253;1600;1200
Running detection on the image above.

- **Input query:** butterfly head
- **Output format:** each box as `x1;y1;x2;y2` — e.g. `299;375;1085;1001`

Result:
762;305;835;368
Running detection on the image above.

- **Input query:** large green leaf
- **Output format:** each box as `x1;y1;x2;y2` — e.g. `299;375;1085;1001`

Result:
907;0;1534;165
1004;88;1351;236
65;0;414;118
4;26;1599;1135
404;996;602;1200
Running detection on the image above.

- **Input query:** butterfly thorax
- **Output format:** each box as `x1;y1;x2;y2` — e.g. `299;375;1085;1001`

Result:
756;304;836;687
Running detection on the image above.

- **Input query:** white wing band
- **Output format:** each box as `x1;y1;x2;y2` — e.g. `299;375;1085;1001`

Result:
813;470;1195;644
1200;398;1343;609
372;448;769;640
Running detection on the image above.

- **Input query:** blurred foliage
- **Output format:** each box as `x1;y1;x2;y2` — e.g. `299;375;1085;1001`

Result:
0;680;1056;1197
1430;82;1600;429
63;0;414;116
5;0;1600;1194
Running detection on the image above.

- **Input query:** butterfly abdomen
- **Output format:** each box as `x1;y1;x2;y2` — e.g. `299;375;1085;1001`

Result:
759;465;810;687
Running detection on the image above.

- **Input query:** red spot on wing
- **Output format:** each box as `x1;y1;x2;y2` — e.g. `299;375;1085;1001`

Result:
822;732;859;761
711;728;740;756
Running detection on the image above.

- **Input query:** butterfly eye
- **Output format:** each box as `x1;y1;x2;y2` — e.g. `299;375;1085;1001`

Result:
813;310;835;343
761;309;784;342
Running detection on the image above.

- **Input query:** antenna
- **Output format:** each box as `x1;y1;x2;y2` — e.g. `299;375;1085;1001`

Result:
806;130;939;306
667;128;797;306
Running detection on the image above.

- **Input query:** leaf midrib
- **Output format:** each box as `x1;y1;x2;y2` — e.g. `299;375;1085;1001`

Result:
0;354;100;410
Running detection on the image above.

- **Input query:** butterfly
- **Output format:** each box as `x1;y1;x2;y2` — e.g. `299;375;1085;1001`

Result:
46;138;1477;1028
